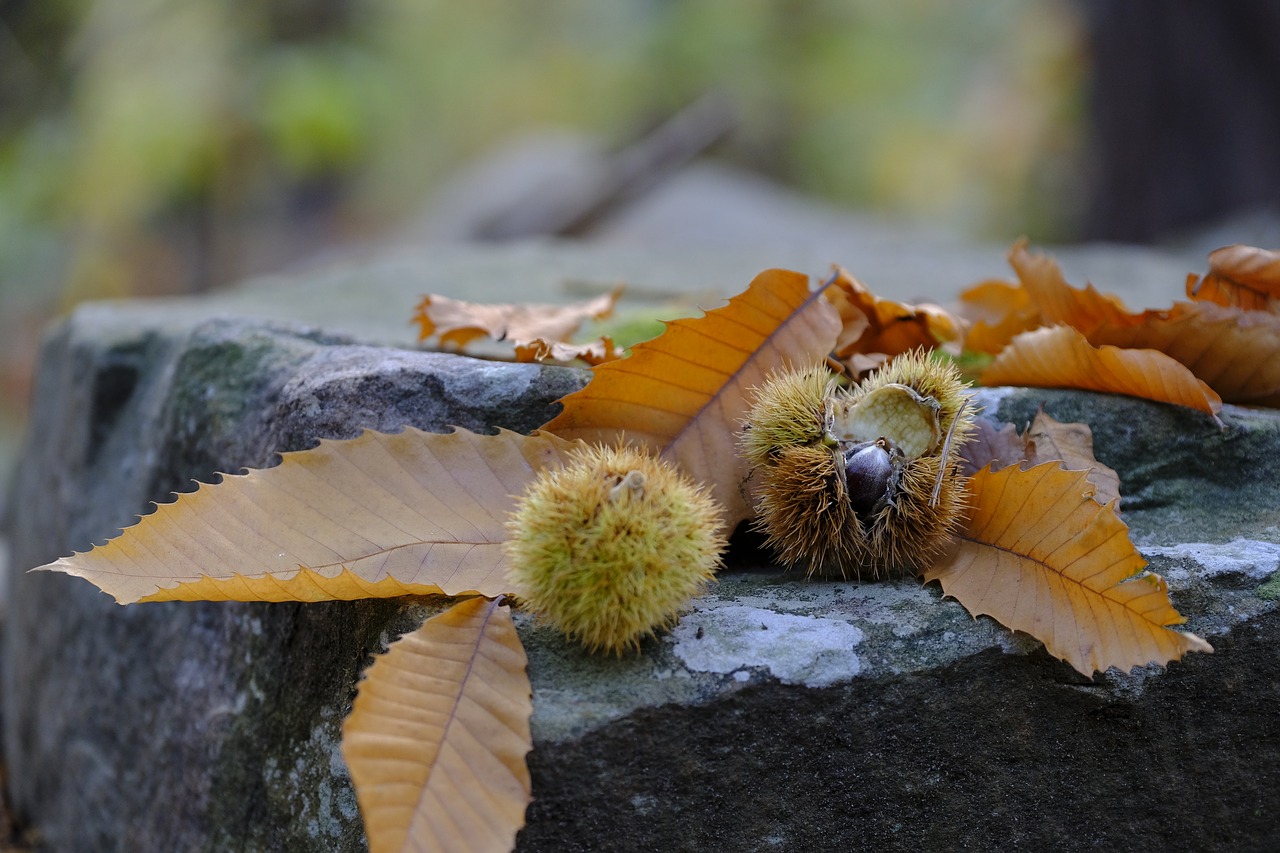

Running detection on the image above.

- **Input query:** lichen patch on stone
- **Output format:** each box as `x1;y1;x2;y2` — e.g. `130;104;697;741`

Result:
1140;538;1280;583
671;605;864;687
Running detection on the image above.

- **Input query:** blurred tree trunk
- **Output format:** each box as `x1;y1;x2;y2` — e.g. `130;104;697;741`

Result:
1082;0;1280;242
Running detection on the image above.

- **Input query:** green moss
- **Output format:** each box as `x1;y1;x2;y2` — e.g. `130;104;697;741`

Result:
1258;574;1280;601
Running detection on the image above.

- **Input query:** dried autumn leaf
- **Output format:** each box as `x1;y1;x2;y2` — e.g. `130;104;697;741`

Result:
982;325;1223;420
1024;410;1122;507
827;268;964;358
990;241;1280;406
925;463;1212;677
541;268;841;528
1186;244;1280;313
1087;301;1280;407
1008;239;1135;334
958;278;1040;355
959;412;1119;507
37;428;577;604
343;597;532;853
959;278;1031;327
842;351;890;378
413;287;622;350
513;335;624;366
958;418;1025;476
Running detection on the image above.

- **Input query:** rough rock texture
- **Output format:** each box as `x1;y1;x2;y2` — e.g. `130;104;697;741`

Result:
4;260;1279;850
1;306;585;852
514;389;1280;851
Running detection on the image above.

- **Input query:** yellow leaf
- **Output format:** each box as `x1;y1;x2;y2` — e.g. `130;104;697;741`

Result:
37;428;578;604
842;351;891;378
1087;301;1280;407
982;325;1223;420
959;241;1139;354
982;242;1280;407
924;464;1212;677
343;597;532;853
541;269;841;528
1186;244;1280;313
412;287;622;350
959;277;1029;326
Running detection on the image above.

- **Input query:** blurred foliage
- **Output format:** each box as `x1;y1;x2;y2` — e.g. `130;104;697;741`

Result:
0;0;1085;309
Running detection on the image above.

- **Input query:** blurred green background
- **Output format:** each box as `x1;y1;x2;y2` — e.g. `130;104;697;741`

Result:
0;0;1086;443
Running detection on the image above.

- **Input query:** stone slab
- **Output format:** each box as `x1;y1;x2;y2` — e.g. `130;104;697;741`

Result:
2;243;1278;850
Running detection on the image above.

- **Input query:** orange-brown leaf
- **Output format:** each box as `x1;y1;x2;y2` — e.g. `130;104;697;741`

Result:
1024;410;1121;507
958;412;1120;507
1187;244;1280;313
513;336;624;366
1087;301;1280;407
343;597;532;853
982;325;1223;420
827;268;964;357
413;287;622;350
924;464;1212;677
1007;239;1135;334
37;428;578;604
959;278;1028;327
839;351;891;380
958;278;1040;355
541;269;842;528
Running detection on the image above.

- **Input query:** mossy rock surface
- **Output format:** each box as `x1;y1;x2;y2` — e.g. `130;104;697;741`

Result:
3;244;1278;851
1;306;584;852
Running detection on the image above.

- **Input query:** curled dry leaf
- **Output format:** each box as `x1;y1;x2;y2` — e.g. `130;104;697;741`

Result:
959;412;1120;507
413;286;623;351
513;335;624;366
827;268;965;359
958;278;1039;355
982;325;1223;421
1087;301;1280;407
1186;244;1280;313
1006;239;1135;335
841;351;891;378
958;418;1025;476
36;428;578;604
343;597;533;853
972;241;1280;408
1023;410;1122;507
957;241;1133;354
924;463;1212;677
541;268;841;529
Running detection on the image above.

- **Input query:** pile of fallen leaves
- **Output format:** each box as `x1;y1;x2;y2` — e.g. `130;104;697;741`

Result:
36;242;1280;852
964;241;1280;413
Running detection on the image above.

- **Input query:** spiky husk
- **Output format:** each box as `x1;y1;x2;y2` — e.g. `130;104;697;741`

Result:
504;444;725;655
851;349;975;447
754;445;861;573
750;351;976;579
754;445;969;579
739;366;834;468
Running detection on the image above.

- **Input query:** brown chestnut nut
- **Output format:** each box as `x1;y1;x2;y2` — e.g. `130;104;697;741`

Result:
844;439;900;517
